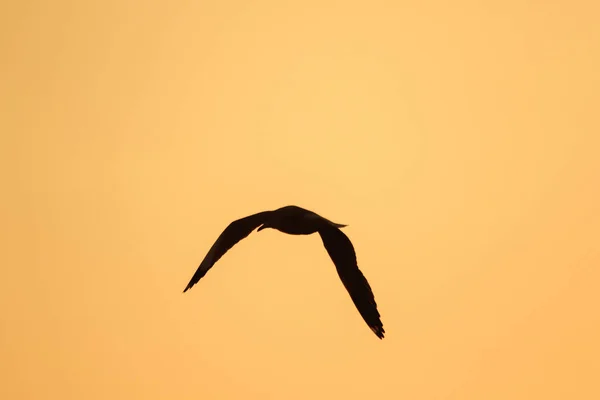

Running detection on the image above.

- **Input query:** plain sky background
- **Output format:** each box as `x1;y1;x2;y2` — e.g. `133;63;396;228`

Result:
2;1;599;399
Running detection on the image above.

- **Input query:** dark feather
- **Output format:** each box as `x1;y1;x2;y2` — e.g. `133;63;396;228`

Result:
183;211;271;292
318;226;385;339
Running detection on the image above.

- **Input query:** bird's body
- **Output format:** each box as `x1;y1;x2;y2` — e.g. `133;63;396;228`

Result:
183;205;385;339
257;205;347;235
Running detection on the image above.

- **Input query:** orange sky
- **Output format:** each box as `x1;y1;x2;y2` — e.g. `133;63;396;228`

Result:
2;1;599;399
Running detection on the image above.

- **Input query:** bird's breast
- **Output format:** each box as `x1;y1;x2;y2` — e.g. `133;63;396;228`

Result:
274;217;320;235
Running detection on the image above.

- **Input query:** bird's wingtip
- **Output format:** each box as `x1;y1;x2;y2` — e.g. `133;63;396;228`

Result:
372;326;385;339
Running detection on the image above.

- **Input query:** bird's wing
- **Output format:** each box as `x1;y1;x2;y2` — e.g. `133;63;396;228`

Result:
183;211;271;293
318;226;385;339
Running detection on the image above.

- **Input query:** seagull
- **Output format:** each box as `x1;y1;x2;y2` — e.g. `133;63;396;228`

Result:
183;205;385;339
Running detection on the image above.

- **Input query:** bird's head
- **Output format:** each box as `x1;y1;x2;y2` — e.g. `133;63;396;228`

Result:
257;222;271;232
257;211;278;232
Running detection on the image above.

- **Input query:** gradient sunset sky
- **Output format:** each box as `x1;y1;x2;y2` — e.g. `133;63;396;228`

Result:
2;1;599;399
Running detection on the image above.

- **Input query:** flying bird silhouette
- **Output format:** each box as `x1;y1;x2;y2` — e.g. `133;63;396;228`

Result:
183;205;385;339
